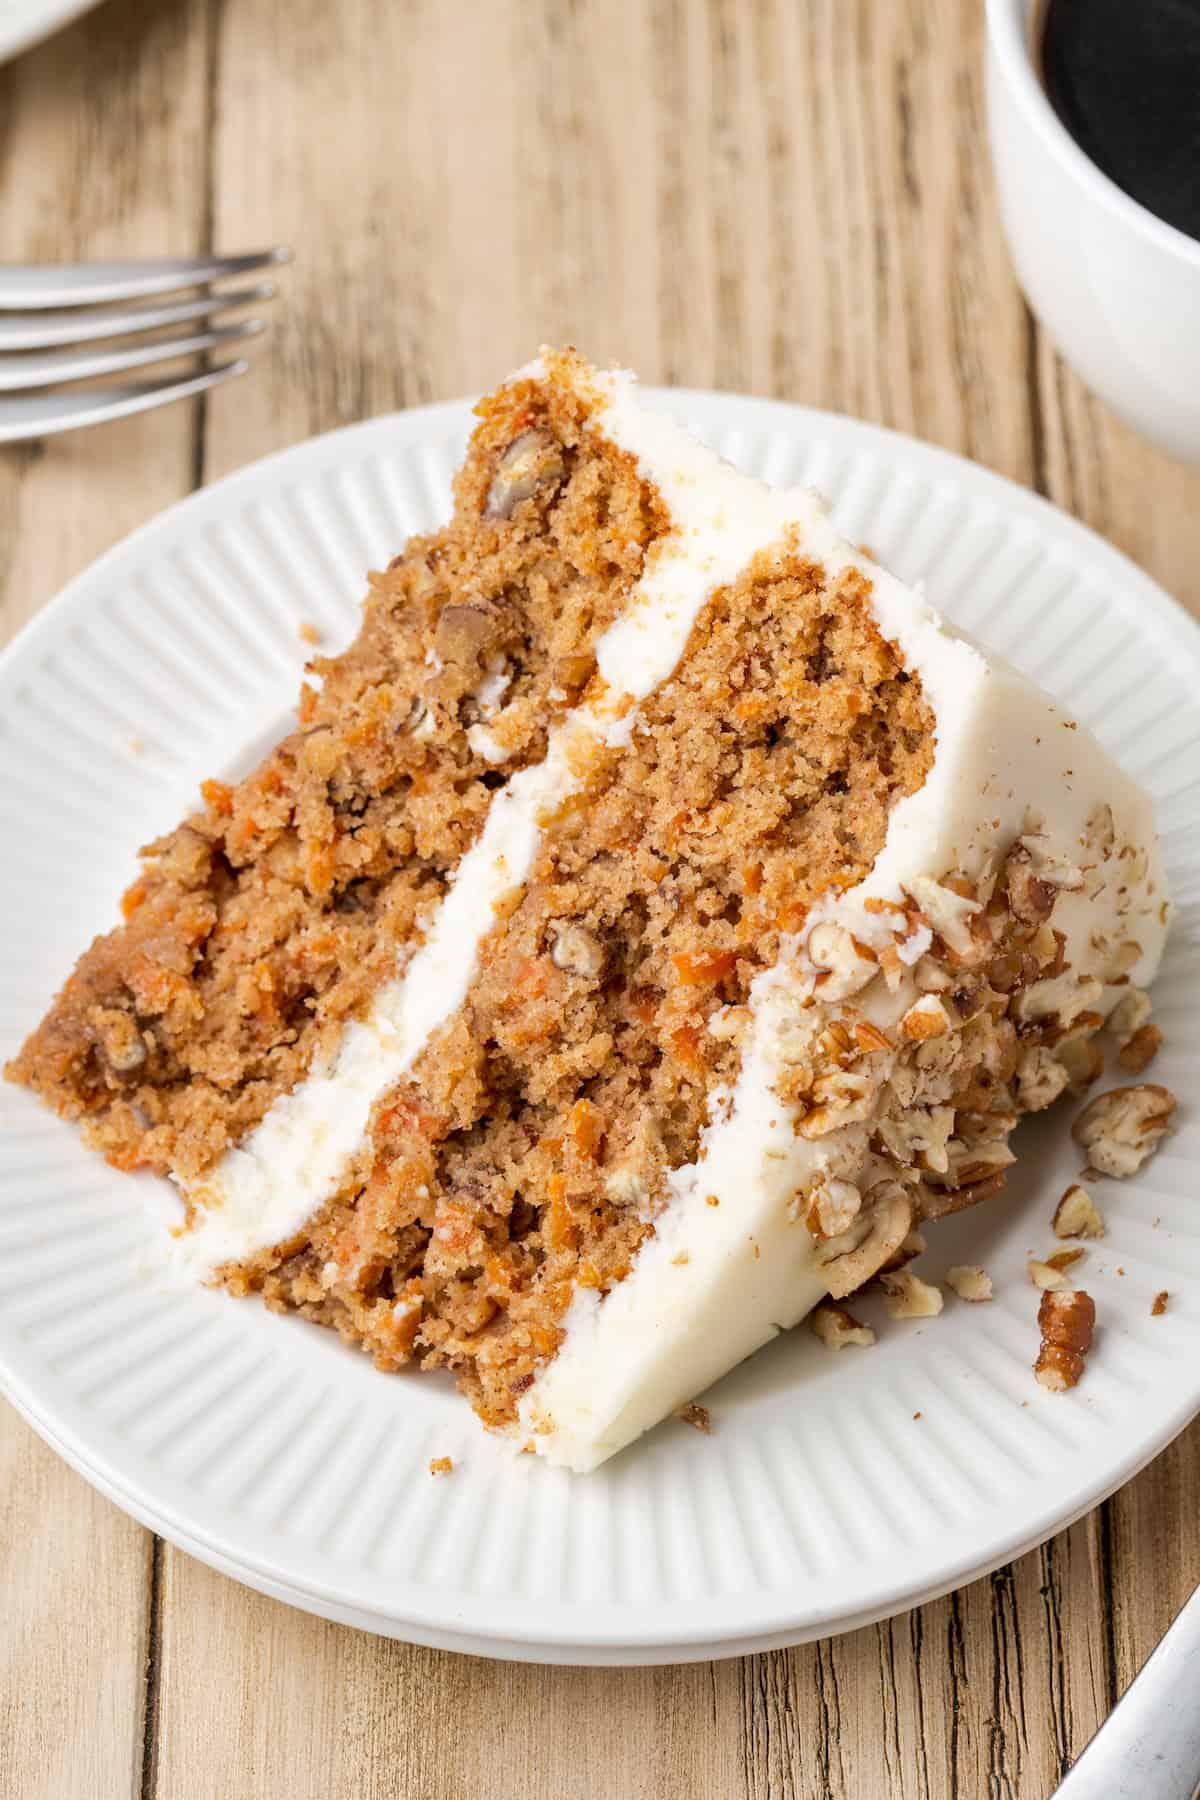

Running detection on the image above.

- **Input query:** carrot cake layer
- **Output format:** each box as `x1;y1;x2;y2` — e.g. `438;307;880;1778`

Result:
8;351;1170;1472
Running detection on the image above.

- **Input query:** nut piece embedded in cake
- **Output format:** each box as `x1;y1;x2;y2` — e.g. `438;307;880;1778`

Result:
484;429;566;519
816;1181;913;1299
900;995;954;1041
805;922;876;999
881;1228;928;1273
810;1301;877;1350
904;876;982;958
805;1177;863;1238
1004;835;1082;925
1057;1034;1105;1096
1015;1045;1070;1112
1034;1289;1096;1392
548;921;606;979
1052;1182;1106;1239
1071;1084;1177;1177
945;1264;993;1302
880;1269;944;1319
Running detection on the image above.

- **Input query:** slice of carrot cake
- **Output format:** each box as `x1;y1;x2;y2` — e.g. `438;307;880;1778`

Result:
8;349;1169;1471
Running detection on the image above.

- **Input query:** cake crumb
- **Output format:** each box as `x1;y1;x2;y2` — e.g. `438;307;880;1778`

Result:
298;620;321;646
676;1402;712;1435
429;1455;454;1476
1151;1290;1169;1316
912;1411;922;1420
706;1195;720;1208
671;1251;690;1266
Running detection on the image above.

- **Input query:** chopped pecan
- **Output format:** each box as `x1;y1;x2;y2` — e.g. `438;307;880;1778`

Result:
805;1177;863;1239
1071;1084;1176;1178
1106;988;1151;1043
1034;1288;1095;1391
1015;1044;1070;1113
805;922;876;1000
1118;1023;1163;1074
484;429;566;519
435;601;496;667
945;1264;993;1302
1056;1033;1105;1096
917;1168;1009;1219
900;995;954;1041
880;1227;927;1273
818;1181;913;1299
809;1301;876;1350
880;1269;944;1320
1052;1182;1106;1239
905;876;983;960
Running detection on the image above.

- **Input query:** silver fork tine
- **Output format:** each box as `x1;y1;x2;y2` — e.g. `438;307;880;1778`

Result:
0;249;290;311
0;321;264;392
0;284;274;352
0;362;248;445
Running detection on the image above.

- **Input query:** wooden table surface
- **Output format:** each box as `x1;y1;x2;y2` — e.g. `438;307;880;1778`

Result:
2;2;1197;1795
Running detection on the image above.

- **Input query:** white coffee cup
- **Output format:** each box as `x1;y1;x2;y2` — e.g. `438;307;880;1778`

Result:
986;0;1200;464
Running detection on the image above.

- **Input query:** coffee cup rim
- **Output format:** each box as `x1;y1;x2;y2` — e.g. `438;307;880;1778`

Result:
987;0;1200;269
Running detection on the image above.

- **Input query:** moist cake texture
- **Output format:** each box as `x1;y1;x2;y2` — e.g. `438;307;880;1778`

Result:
8;350;1170;1471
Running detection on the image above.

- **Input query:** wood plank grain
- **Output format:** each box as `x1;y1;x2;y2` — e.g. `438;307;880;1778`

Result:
0;0;220;645
0;1;215;1794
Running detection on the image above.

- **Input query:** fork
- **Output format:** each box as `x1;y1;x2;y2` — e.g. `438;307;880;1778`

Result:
0;249;289;444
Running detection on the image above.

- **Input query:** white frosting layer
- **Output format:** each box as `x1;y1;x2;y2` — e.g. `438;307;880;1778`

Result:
516;361;1169;1472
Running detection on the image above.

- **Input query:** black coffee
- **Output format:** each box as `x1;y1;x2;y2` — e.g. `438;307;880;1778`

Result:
1038;0;1200;241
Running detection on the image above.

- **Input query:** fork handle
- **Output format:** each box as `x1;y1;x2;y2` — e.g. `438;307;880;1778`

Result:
1052;1584;1200;1800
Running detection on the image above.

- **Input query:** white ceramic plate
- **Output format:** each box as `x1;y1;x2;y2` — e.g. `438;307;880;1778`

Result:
1;392;1198;1665
0;0;103;64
